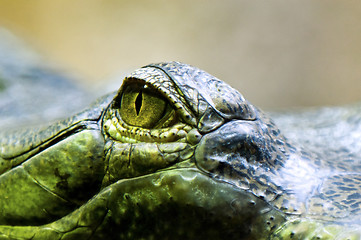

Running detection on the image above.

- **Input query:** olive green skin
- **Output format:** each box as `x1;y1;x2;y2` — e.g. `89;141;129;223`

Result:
0;62;360;239
0;97;110;226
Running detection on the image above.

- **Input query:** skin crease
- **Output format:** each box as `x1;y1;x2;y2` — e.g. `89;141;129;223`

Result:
0;61;360;240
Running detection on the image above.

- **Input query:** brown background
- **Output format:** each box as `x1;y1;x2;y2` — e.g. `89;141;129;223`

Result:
0;0;360;110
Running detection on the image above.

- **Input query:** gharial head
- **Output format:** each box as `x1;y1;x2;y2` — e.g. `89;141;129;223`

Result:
1;61;359;239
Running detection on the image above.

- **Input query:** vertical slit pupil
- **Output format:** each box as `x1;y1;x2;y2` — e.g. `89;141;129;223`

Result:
135;90;143;116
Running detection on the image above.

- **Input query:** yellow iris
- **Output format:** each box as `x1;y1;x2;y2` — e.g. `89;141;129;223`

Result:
120;83;174;128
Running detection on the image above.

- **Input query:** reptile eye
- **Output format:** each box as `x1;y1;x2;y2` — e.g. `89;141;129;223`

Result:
119;82;175;129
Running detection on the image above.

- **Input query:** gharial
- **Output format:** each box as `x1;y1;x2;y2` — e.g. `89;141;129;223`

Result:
0;60;361;240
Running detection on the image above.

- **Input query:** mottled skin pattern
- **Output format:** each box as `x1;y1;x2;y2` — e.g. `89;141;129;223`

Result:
0;62;360;239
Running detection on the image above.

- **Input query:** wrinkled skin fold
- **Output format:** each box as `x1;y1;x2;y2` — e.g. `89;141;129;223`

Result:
0;169;286;239
0;62;360;239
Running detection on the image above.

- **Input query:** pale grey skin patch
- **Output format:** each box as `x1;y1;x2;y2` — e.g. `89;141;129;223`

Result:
0;61;360;239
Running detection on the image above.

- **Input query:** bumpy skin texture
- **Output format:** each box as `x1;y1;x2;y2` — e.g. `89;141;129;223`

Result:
0;62;360;239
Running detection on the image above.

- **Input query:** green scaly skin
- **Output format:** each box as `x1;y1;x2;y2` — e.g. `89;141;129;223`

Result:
0;62;360;239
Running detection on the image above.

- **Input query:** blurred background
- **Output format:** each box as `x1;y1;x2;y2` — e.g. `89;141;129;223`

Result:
0;0;360;110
